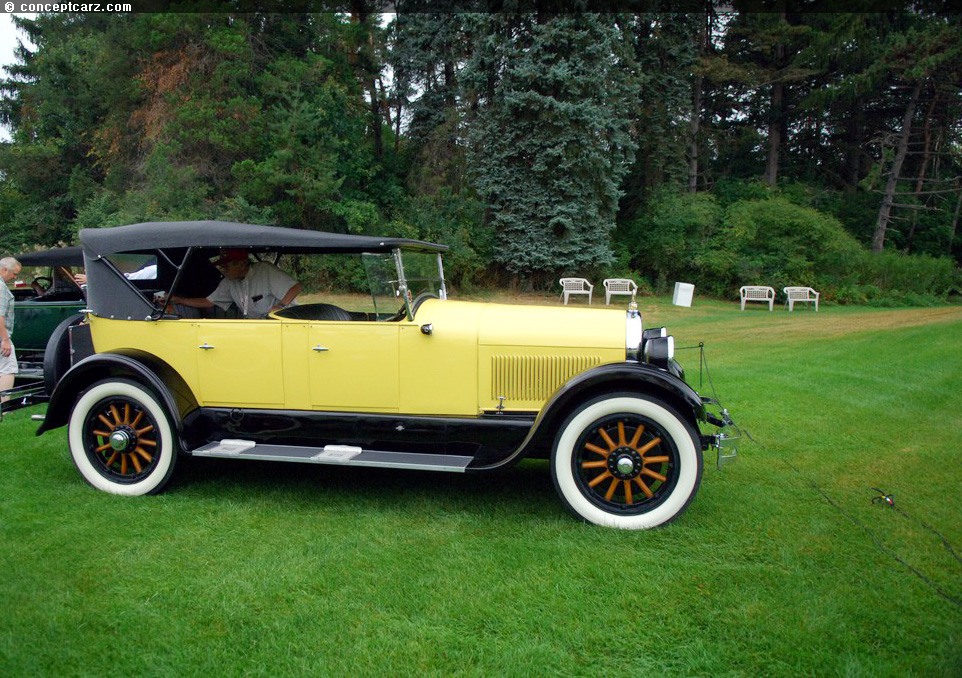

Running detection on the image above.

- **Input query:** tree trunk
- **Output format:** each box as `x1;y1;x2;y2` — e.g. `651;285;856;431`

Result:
764;80;783;187
873;80;922;253
905;95;938;252
763;14;786;188
949;183;962;255
350;3;382;161
689;75;702;193
845;103;865;189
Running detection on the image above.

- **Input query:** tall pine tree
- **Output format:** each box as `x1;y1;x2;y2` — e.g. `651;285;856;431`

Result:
464;14;637;284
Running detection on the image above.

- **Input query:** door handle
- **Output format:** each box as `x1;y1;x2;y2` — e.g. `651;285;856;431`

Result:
199;343;215;350
312;345;329;352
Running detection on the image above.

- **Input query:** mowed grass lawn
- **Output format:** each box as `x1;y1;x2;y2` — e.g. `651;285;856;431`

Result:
1;296;960;676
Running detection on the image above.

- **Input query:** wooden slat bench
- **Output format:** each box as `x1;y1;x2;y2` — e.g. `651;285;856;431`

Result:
739;286;775;311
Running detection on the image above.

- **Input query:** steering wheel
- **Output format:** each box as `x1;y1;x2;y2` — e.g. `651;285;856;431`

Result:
31;276;52;296
386;305;408;322
56;266;85;291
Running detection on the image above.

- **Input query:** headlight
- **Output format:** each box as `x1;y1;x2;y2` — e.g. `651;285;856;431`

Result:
644;335;674;368
643;327;667;343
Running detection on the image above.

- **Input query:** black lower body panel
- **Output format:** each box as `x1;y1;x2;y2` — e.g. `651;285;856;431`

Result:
180;408;535;469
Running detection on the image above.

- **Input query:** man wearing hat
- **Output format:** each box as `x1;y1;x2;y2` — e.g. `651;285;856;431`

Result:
169;249;302;319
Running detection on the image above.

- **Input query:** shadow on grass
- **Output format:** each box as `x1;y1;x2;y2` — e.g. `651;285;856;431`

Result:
171;454;560;518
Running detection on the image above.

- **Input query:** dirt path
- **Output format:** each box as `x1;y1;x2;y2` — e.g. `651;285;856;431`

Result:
678;305;962;346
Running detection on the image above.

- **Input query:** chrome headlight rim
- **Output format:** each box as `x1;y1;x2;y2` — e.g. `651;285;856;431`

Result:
625;308;643;361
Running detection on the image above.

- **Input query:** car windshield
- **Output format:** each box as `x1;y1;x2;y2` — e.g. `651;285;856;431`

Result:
363;250;446;319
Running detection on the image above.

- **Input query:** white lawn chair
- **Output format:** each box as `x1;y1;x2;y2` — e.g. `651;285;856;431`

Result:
603;278;637;305
559;278;593;305
739;286;776;311
784;286;820;312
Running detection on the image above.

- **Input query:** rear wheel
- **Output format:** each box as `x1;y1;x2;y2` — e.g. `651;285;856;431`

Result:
551;394;702;529
67;379;178;495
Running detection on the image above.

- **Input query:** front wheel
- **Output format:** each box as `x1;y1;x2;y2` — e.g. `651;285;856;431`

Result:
551;394;702;529
67;379;178;495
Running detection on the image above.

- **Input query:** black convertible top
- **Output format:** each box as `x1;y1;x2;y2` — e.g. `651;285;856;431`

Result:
80;221;447;256
15;246;86;267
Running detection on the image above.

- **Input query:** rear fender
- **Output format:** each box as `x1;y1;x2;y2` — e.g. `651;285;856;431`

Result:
37;352;197;440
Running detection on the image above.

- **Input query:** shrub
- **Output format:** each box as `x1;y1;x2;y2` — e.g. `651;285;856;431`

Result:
620;188;722;293
701;197;864;299
851;250;960;303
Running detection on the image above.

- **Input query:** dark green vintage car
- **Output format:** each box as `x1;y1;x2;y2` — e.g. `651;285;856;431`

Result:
4;247;87;407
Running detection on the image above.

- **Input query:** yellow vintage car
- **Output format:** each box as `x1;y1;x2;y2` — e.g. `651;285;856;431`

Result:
38;221;736;529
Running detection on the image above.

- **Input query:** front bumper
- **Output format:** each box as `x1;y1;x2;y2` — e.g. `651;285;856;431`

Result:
701;397;739;469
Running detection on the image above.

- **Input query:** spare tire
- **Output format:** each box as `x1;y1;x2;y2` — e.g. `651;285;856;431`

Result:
43;313;85;396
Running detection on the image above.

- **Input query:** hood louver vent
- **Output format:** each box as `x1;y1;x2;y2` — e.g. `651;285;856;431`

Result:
491;354;603;403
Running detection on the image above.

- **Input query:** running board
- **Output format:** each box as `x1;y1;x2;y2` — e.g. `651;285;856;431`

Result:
190;440;473;473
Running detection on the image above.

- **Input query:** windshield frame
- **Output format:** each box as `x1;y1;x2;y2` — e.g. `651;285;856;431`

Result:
363;249;447;321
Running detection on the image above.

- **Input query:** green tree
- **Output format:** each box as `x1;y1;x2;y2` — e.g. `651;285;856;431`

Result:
464;14;637;284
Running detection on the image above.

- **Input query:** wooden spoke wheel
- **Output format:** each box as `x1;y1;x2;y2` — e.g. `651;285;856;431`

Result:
575;416;676;512
552;394;702;529
68;379;178;495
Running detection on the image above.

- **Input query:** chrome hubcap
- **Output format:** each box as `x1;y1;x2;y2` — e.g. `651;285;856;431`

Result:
109;430;131;451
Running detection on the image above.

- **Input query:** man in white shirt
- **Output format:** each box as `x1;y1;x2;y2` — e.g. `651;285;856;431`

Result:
169;249;302;319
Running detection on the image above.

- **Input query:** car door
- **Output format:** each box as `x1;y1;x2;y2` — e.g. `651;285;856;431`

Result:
194;320;285;406
308;321;400;411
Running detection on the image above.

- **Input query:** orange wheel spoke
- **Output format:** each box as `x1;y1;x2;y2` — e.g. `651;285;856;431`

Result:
617;422;627;447
92;429;112;438
105;451;119;468
638;437;662;455
134;447;153;463
604;477;619;501
628;425;644;449
130;411;144;428
588;471;612;488
581;460;607;469
624;480;633;505
109;405;122;424
120;455;128;475
136;425;155;436
598;428;617;451
97;414;114;430
642;468;667;483
122;404;131;424
95;442;112;453
139;438;157;448
585;442;610;457
645;455;670;464
633;476;654;498
130;454;143;474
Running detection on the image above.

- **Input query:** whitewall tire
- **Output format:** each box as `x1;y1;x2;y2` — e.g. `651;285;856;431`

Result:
551;394;702;529
68;379;178;496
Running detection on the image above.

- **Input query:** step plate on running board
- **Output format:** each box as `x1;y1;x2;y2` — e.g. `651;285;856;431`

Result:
190;440;473;473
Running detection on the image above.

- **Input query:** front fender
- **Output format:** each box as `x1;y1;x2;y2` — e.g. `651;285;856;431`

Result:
472;362;706;470
37;352;197;437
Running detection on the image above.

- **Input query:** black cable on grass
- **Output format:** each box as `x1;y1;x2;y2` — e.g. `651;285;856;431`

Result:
676;343;961;607
743;427;962;610
893;502;962;569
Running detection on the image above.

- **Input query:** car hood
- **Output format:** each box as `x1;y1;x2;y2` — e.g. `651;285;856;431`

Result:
417;299;627;350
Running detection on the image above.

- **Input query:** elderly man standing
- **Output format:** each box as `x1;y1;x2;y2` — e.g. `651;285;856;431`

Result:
0;256;23;402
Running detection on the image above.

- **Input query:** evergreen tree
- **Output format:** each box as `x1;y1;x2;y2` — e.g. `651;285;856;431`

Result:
464;14;637;284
